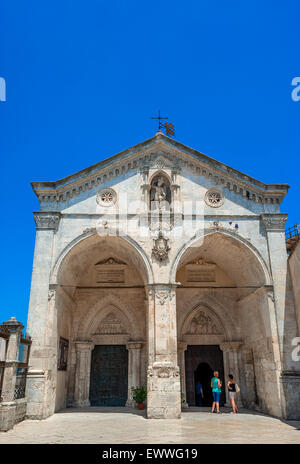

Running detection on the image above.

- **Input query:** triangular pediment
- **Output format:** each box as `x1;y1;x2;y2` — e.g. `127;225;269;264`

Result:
31;131;289;205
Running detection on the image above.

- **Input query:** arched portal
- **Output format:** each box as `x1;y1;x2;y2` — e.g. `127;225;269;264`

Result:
53;233;151;411
174;231;283;417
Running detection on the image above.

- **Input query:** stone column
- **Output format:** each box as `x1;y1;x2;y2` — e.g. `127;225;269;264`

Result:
73;342;94;407
261;214;300;419
126;342;143;407
0;318;23;431
146;285;181;419
220;342;243;407
177;342;188;408
261;214;289;355
26;212;60;420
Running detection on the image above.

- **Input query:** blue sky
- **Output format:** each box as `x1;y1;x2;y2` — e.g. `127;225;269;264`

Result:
1;1;299;328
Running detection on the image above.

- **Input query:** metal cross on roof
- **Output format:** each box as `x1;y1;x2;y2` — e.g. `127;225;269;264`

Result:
151;110;175;137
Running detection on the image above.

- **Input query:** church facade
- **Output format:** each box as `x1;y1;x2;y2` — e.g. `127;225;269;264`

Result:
26;132;300;420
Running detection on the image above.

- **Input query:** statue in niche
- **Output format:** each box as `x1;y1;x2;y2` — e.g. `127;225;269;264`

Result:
150;175;171;211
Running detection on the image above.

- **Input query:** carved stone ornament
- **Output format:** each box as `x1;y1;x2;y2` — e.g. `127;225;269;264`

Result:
187;310;222;335
34;212;60;230
48;289;56;301
261;214;288;232
95;312;127;335
152;232;170;261
204;188;224;208
96;188;117;207
147;363;180;379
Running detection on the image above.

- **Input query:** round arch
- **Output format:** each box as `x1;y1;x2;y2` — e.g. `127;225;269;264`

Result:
50;229;154;286
170;229;272;287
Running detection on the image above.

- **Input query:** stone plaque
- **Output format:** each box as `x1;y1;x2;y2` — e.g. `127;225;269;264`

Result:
186;260;216;282
187;269;215;282
96;269;125;283
95;258;126;283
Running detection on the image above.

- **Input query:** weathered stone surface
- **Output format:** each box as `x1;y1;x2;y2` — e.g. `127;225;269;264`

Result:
24;133;299;422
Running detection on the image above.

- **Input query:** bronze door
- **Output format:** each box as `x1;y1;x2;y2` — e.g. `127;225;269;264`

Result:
89;345;128;406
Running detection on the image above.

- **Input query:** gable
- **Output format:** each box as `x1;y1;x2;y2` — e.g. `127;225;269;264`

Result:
31;132;289;208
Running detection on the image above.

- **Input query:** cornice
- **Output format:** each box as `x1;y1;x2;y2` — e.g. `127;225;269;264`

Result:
31;133;289;206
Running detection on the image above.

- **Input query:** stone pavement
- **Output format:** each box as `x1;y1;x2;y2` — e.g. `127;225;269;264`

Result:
0;407;299;444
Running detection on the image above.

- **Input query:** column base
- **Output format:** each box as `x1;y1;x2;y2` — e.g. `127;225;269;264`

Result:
73;399;91;408
147;363;181;419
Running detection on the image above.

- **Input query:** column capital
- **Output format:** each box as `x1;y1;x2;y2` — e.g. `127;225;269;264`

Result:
220;341;243;352
177;342;188;352
74;341;94;351
146;284;177;305
126;341;143;350
261;214;288;232
33;211;61;230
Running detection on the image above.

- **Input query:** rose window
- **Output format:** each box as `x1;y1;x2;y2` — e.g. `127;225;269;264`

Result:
204;189;224;208
96;188;117;207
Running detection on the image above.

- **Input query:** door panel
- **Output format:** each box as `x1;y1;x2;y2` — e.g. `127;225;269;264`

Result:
89;345;128;406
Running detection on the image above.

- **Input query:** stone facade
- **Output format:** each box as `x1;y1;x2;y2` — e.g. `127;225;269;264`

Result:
25;131;300;420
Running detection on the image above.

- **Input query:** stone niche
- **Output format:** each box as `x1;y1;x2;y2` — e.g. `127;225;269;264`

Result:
94;258;127;284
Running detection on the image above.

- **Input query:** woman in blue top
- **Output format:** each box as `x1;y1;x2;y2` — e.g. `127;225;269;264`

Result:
211;371;222;414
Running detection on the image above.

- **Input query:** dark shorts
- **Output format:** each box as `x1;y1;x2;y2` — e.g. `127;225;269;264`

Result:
212;391;221;402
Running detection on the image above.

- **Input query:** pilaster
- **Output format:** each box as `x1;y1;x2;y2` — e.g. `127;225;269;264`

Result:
26;212;60;419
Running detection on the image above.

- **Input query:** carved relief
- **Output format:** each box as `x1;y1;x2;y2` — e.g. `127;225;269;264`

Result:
187;310;222;335
147;363;180;379
152;232;170;262
95;312;127;335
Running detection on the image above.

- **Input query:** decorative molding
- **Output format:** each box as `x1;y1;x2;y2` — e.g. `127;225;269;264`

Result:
33;212;60;230
95;257;126;266
261;214;288;232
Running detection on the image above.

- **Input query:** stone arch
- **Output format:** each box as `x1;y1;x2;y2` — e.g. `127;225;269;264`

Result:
76;293;142;340
50;229;154;286
170;228;272;287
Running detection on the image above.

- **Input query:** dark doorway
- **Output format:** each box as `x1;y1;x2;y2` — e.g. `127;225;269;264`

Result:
89;345;128;406
194;362;214;406
185;345;225;406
